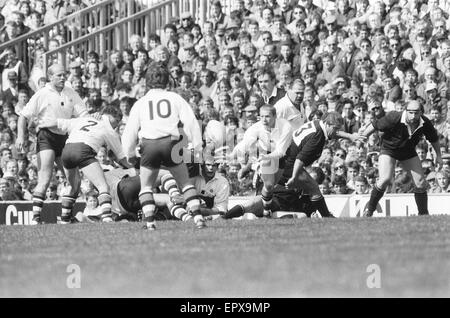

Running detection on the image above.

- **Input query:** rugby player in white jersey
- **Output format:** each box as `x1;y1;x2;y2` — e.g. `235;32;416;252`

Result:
38;106;132;223
227;105;293;217
121;64;207;230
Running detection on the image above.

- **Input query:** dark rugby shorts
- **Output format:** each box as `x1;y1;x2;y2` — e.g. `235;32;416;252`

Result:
36;128;68;157
380;147;417;161
140;136;185;169
61;143;98;169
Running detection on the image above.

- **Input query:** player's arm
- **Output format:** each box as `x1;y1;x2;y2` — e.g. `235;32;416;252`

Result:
285;158;305;189
336;130;367;142
178;96;203;151
259;120;293;161
105;127;134;169
228;125;258;159
359;122;376;139
16;93;39;151
121;104;140;160
425;120;443;167
71;91;89;118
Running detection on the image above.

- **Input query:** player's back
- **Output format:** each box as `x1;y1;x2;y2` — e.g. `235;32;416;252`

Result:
63;116;114;152
132;89;186;140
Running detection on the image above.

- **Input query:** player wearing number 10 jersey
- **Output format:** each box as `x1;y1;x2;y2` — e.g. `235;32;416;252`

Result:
38;106;132;223
121;64;206;230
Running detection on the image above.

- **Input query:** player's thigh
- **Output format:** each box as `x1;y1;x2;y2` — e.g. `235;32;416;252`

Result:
80;161;109;193
261;172;276;188
167;163;191;189
139;166;161;189
377;154;397;183
297;169;320;195
400;156;427;189
36;149;55;176
242;196;264;217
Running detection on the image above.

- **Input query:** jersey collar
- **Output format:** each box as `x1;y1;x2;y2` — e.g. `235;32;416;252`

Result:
401;110;424;136
319;120;329;140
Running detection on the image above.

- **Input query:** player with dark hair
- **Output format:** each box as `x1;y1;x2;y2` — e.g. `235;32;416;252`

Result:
121;64;207;230
283;111;357;217
360;100;442;216
38;106;132;223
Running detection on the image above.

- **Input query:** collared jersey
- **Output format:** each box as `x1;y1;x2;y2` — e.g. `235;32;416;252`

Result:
234;118;293;159
191;172;230;213
57;115;125;159
372;111;439;151
121;89;202;158
20;83;87;135
274;94;306;131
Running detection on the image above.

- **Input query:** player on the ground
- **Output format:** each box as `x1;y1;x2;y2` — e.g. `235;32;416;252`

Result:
283;112;358;217
359;100;442;216
228;105;293;217
38;106;132;223
16;64;89;225
121;64;207;230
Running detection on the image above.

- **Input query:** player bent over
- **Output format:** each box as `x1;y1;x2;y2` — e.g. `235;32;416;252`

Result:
359;100;442;216
228;105;293;217
122;64;206;230
283;112;359;217
38;106;132;223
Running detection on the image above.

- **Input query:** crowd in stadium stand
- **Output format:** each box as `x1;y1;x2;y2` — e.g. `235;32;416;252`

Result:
1;0;450;203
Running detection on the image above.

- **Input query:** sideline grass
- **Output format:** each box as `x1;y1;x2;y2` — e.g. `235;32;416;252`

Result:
1;216;450;297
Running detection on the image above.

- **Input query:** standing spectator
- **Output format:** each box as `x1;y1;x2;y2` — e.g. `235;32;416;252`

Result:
16;64;88;225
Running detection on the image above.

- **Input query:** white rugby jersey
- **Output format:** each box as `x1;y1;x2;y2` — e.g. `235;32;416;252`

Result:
20;83;87;135
56;115;125;159
121;89;202;158
233;118;293;159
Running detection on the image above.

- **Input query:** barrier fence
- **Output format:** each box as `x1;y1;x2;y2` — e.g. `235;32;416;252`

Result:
2;194;449;225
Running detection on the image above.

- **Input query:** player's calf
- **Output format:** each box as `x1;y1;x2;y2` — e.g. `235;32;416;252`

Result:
61;195;76;224
182;185;206;229
139;187;157;229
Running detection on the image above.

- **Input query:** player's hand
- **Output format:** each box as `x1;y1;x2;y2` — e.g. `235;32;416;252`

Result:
353;132;367;142
285;177;296;189
37;117;57;129
15;136;26;152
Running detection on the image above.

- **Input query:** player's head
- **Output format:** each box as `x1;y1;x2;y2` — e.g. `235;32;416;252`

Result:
47;64;66;90
146;63;170;90
202;155;218;178
259;104;276;129
405;100;423;125
321;111;343;138
101;105;123;129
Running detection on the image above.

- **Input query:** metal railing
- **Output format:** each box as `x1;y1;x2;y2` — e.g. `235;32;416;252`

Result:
0;0;139;72
1;0;237;76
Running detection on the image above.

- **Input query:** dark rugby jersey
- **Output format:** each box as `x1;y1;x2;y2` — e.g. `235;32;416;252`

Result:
372;111;439;152
281;120;328;182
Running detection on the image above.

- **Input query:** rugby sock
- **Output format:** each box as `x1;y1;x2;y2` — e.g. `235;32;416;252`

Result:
223;204;245;219
367;185;385;213
414;192;429;215
161;174;181;200
61;195;76;222
311;195;332;217
182;185;205;227
261;188;273;216
139;187;156;225
168;202;192;221
32;192;45;222
98;192;113;219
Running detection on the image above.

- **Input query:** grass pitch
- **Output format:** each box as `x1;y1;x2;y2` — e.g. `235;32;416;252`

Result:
1;216;450;297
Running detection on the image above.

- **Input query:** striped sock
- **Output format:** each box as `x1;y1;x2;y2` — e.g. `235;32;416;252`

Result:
139;187;155;222
98;192;112;218
182;185;202;217
32;192;45;221
61;195;76;222
169;203;192;221
161;174;181;200
261;188;273;216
